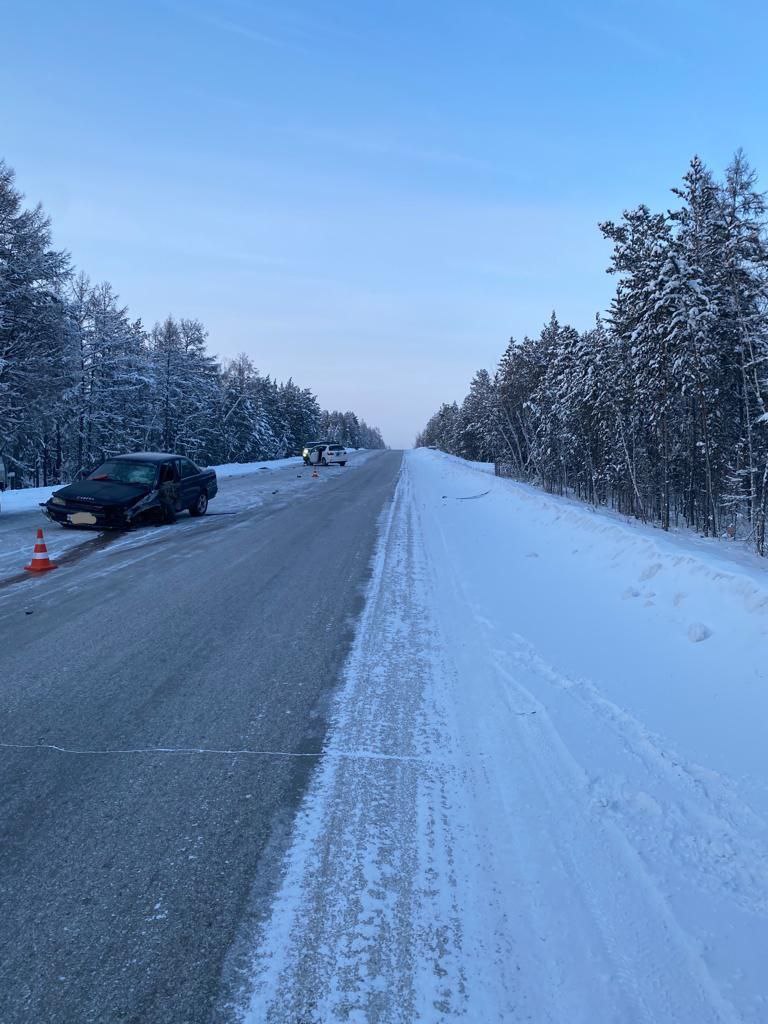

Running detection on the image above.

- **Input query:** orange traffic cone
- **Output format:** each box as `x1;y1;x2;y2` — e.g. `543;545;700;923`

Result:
312;466;319;478
24;528;58;572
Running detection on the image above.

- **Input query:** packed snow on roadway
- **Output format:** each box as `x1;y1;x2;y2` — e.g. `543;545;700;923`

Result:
239;448;768;1023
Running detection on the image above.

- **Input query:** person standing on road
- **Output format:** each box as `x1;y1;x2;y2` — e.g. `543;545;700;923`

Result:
158;463;180;524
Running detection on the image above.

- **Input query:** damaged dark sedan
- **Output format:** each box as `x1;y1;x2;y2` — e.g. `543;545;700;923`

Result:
42;453;218;529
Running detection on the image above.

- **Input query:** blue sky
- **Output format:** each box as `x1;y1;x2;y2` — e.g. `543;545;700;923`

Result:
4;0;768;448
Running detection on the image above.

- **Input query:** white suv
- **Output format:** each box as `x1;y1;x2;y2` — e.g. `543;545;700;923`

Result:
317;444;348;468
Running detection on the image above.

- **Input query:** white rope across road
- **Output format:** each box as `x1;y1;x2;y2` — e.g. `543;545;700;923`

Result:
0;740;430;764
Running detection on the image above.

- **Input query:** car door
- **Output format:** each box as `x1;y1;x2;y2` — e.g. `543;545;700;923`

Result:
157;461;180;510
178;459;200;509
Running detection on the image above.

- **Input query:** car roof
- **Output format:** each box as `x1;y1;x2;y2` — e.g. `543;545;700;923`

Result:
111;452;181;463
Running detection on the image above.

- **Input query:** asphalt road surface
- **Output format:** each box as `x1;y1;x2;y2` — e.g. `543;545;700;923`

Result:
0;450;402;1024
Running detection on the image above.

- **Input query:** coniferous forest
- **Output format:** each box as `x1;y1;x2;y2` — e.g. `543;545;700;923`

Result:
0;160;384;488
418;153;768;554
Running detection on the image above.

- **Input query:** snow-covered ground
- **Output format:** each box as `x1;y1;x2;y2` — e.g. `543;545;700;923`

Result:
207;456;304;479
240;448;768;1023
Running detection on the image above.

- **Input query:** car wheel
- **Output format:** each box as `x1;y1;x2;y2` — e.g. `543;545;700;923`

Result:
189;490;208;517
321;457;328;466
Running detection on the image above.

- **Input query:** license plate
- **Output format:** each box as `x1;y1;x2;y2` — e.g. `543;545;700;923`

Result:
69;511;98;525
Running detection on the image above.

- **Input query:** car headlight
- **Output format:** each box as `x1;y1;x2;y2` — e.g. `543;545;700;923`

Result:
51;495;66;506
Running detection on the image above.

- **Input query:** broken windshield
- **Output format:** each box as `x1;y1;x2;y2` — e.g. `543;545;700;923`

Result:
88;461;157;486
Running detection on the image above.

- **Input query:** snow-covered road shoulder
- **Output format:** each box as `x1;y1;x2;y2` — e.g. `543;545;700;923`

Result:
238;449;768;1023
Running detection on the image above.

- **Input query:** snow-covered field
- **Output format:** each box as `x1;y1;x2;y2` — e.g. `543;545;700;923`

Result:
240;448;768;1023
206;456;304;479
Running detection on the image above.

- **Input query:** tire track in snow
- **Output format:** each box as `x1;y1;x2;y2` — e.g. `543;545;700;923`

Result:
489;635;768;923
239;462;476;1022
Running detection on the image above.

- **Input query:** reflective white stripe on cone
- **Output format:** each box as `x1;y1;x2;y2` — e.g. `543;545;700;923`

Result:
24;529;57;572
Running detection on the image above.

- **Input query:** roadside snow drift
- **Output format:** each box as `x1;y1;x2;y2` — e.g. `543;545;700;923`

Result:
240;449;768;1023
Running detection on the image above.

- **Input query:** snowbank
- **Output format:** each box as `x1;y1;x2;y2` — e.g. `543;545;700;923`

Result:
210;457;303;478
422;448;768;782
0;484;58;515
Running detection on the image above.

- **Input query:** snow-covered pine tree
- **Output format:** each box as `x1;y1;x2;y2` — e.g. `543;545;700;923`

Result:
147;316;220;462
717;152;768;553
64;277;152;477
494;335;547;478
0;160;71;484
215;354;282;463
458;369;503;462
415;401;461;452
600;204;674;521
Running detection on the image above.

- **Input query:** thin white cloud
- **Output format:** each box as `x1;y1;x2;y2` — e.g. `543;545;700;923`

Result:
163;1;291;49
535;0;675;62
282;124;491;170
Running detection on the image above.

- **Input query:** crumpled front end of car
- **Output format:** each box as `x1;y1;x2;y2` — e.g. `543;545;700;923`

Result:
42;490;160;529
